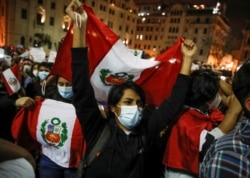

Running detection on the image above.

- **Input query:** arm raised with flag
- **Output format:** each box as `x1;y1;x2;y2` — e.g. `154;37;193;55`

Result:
67;1;197;177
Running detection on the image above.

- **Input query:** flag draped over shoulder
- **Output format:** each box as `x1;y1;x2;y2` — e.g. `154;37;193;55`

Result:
82;4;183;106
12;98;85;168
1;64;21;95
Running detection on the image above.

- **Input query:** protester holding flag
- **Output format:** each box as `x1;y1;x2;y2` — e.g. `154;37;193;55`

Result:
12;21;86;178
66;1;197;177
0;57;23;142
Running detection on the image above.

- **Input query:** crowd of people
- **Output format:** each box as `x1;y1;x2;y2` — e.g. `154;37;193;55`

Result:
0;0;250;178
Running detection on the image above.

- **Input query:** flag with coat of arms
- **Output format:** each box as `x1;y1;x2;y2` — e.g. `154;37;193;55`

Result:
12;98;86;168
48;4;184;106
82;4;183;106
1;64;21;95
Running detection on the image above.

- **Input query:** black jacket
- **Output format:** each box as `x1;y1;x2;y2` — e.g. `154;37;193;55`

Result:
71;48;190;178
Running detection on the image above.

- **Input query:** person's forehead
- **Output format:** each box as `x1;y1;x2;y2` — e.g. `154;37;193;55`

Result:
121;89;141;100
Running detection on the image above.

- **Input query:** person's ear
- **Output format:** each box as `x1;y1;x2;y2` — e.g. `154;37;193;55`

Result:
245;98;250;111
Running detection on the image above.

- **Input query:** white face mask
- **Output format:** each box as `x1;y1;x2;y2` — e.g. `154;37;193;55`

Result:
115;105;142;130
208;93;221;109
32;69;38;77
23;65;31;73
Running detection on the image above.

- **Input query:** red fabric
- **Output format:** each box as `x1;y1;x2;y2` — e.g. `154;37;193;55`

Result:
136;38;183;105
12;98;44;151
82;4;119;75
162;108;224;174
1;64;21;95
49;23;73;81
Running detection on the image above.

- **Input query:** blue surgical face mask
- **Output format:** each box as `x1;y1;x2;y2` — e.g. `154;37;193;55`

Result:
115;105;142;130
38;71;49;80
57;86;73;99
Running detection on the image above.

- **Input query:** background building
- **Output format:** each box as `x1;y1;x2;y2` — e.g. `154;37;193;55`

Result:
0;0;244;72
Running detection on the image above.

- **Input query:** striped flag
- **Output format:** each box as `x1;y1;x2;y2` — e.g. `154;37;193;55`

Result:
82;4;183;105
49;4;184;106
12;98;86;168
1;64;21;95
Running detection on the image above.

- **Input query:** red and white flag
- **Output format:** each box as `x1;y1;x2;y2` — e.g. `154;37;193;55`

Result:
50;4;184;106
82;4;183;106
1;64;21;95
12;98;86;168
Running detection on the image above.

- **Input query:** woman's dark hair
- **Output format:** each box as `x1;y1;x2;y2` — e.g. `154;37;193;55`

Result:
107;81;145;112
232;60;250;107
38;61;52;70
186;69;220;108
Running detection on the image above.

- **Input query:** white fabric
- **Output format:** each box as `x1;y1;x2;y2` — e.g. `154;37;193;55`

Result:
164;167;195;178
36;99;77;167
0;158;35;178
199;127;224;151
90;39;159;102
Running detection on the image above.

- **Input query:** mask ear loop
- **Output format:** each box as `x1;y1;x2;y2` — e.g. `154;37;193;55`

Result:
41;80;47;96
74;12;82;28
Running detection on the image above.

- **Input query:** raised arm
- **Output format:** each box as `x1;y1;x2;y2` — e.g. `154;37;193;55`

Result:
66;1;104;140
148;40;197;139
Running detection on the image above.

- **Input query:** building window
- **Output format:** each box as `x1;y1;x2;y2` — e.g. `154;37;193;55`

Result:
196;18;200;23
21;9;27;19
51;2;56;9
203;28;207;34
91;1;95;7
125;26;129;32
199;49;203;55
194;28;198;34
21;36;25;46
50;17;54;26
108;21;113;28
36;13;44;25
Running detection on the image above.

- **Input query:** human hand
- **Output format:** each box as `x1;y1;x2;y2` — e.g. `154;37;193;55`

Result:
15;97;36;108
218;94;242;133
65;0;87;28
181;39;197;58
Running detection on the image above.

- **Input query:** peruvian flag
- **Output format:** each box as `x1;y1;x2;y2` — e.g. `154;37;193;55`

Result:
12;98;86;168
51;4;183;106
1;64;21;95
81;4;183;106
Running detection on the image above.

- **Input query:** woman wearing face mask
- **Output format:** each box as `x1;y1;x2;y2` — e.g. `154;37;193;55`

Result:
30;62;40;81
11;74;86;178
66;1;197;178
162;69;241;178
